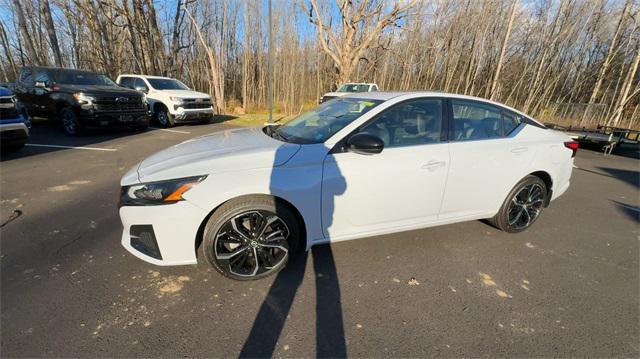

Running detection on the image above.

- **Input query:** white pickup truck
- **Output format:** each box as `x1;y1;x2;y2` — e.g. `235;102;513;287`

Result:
116;74;213;127
319;82;379;104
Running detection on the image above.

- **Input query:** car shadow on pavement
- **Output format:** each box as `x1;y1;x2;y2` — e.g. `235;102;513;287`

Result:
610;200;640;223
240;141;348;358
595;167;640;190
0;118;147;162
239;246;347;358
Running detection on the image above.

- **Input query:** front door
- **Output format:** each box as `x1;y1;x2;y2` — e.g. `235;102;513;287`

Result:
321;98;450;241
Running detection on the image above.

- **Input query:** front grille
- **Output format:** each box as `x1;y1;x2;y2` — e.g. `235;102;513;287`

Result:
0;97;13;104
0;108;19;119
94;97;145;112
182;102;212;109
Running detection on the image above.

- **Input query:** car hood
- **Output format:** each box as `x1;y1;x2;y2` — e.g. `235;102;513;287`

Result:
157;89;210;99
121;127;300;185
56;84;142;97
0;87;13;96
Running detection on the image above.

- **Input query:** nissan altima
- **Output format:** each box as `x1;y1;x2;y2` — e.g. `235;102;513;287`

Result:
119;92;576;280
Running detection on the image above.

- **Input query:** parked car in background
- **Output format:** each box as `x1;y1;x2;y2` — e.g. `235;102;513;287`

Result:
116;74;213;127
14;67;149;135
0;86;31;151
319;82;379;104
0;82;16;91
119;92;576;280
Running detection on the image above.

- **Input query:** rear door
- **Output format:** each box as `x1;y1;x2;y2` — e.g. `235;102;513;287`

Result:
439;99;535;220
321;98;450;240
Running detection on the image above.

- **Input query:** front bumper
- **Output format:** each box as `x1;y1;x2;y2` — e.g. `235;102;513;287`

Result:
79;109;150;128
171;107;214;122
119;201;209;266
0;120;30;146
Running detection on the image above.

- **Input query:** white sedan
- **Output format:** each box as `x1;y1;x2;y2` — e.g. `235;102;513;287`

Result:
119;92;576;280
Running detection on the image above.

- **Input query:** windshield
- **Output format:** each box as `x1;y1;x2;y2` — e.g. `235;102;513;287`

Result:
271;98;383;144
147;78;190;90
53;71;117;86
338;84;370;93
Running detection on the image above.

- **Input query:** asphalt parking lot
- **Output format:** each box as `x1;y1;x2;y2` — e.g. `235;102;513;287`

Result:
1;121;638;357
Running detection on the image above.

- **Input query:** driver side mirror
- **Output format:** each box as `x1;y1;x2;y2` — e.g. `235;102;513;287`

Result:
347;133;384;155
135;86;148;94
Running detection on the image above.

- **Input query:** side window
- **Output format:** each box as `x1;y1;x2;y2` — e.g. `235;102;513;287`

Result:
451;100;502;141
359;98;442;148
134;78;148;91
502;111;522;135
19;68;33;85
119;77;134;89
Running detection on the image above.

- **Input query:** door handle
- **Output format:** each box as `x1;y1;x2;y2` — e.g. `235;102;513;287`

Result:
421;160;446;171
510;147;528;154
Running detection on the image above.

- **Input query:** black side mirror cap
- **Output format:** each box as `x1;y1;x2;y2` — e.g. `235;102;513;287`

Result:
346;133;384;155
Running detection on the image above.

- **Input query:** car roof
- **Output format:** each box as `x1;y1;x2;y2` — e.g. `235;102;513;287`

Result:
119;74;172;80
342;91;542;124
28;66;95;73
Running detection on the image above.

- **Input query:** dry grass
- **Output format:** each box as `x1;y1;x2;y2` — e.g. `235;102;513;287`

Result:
212;113;294;127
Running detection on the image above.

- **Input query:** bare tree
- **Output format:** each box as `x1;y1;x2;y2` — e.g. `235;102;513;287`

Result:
307;0;418;86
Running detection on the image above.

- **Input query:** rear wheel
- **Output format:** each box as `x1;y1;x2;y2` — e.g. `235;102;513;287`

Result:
490;175;547;233
202;196;300;281
61;107;84;136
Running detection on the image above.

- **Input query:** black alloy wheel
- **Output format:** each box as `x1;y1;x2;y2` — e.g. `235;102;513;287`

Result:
202;195;300;281
214;210;290;278
490;175;548;233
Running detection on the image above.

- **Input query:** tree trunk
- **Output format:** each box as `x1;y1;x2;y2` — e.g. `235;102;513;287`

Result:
41;0;64;67
490;0;517;100
610;40;640;127
13;0;40;64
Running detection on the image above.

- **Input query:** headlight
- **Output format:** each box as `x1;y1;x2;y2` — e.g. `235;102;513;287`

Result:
120;175;207;206
170;96;185;104
73;92;96;104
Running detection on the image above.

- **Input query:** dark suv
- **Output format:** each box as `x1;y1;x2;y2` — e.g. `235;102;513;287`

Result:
15;67;150;135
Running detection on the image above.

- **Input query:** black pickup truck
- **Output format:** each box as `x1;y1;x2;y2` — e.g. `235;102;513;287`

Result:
15;67;150;135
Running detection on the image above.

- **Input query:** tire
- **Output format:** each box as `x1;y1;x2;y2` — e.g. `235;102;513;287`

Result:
201;195;301;281
155;105;175;127
489;175;547;233
60;107;84;136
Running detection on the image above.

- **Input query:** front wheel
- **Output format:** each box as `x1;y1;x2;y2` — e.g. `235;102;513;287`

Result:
490;175;547;233
156;106;175;127
61;107;84;136
202;196;300;281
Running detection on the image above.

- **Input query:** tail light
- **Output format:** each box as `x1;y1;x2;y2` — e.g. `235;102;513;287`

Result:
564;141;579;157
52;84;60;91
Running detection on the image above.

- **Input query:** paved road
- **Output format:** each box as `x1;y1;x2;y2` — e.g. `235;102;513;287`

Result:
1;122;638;357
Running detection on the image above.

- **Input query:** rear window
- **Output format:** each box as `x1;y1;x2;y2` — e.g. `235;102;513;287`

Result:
19;68;33;84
